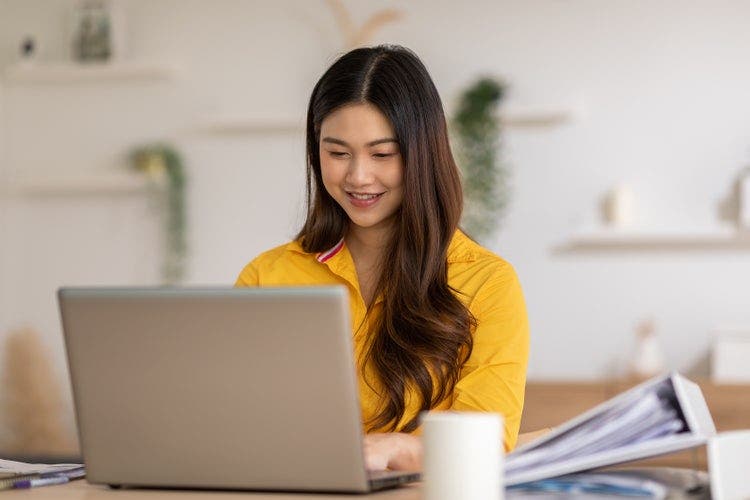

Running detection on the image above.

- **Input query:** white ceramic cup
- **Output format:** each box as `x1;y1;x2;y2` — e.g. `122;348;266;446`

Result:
422;411;504;500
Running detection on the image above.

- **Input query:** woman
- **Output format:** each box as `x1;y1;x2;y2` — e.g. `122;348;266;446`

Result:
236;45;529;471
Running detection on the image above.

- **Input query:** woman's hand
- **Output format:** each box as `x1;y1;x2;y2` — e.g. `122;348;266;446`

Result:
363;433;423;471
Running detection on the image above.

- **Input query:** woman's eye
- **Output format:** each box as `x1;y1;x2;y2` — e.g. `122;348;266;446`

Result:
373;153;395;158
328;151;349;158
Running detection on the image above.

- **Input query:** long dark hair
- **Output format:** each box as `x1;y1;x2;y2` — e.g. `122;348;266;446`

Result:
297;45;475;432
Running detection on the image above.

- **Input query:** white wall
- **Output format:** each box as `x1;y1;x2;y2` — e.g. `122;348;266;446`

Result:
1;1;750;437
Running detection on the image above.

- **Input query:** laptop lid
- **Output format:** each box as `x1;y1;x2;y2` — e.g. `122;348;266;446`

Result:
58;286;376;492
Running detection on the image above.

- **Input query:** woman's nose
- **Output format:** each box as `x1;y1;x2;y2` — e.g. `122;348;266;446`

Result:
346;155;374;186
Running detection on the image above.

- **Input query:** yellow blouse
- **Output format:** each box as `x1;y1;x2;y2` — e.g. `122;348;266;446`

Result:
235;230;529;451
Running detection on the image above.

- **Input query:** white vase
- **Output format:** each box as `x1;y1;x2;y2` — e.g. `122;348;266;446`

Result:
631;333;666;378
603;184;634;227
739;171;750;229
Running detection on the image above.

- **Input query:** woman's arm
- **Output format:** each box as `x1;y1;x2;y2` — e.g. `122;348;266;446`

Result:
450;264;530;452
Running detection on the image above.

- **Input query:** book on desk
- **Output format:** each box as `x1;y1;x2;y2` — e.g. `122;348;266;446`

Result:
506;372;716;485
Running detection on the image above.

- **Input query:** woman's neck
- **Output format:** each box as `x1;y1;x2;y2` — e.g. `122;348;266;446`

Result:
345;223;393;306
345;223;392;263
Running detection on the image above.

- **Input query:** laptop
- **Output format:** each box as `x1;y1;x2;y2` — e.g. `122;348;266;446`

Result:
58;286;420;493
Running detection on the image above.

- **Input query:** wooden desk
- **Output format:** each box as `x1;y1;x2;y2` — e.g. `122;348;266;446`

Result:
2;481;421;499
1;468;710;499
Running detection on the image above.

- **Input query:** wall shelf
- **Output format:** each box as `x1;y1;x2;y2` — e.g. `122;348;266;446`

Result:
198;115;304;135
3;61;178;84
499;108;572;128
6;173;156;195
443;103;575;129
197;108;572;137
559;227;750;251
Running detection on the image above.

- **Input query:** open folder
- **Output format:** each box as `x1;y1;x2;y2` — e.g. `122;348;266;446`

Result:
506;372;716;486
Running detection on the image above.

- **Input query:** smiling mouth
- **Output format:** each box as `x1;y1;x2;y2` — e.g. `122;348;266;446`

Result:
347;192;384;200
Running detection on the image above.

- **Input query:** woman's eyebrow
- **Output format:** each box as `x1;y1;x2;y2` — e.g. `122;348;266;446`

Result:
321;137;398;147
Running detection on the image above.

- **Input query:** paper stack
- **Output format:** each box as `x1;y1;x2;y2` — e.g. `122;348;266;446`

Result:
0;458;84;490
506;372;716;486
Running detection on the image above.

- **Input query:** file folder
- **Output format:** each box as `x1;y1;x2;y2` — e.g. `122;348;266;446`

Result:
506;372;716;485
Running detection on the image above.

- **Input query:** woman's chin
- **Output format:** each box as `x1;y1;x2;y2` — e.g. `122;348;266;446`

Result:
347;215;397;232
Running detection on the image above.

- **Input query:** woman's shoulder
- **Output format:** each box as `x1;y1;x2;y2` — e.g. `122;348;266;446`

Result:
235;239;312;286
448;230;513;272
252;240;306;265
447;230;523;302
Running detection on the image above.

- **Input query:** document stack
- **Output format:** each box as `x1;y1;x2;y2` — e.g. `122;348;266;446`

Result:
506;372;716;486
0;458;84;490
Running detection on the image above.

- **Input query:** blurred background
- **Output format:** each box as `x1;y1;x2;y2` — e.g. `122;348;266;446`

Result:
1;0;749;460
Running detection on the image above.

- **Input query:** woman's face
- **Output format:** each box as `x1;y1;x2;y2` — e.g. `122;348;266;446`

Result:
319;103;404;234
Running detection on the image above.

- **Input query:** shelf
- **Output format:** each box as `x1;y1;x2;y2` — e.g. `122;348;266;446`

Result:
499;108;572;128
196;105;575;136
3;61;178;84
7;173;156;195
198;115;304;135
559;227;750;251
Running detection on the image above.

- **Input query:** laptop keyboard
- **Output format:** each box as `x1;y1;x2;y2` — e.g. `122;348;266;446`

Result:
367;470;421;490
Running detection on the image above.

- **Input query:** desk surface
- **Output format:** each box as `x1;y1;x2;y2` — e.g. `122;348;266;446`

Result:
3;480;422;500
1;468;710;499
3;481;421;499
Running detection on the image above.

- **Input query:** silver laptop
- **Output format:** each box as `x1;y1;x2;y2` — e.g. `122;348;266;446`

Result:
58;287;419;493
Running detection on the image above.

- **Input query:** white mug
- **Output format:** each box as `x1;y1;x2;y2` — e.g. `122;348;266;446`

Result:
422;411;504;500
